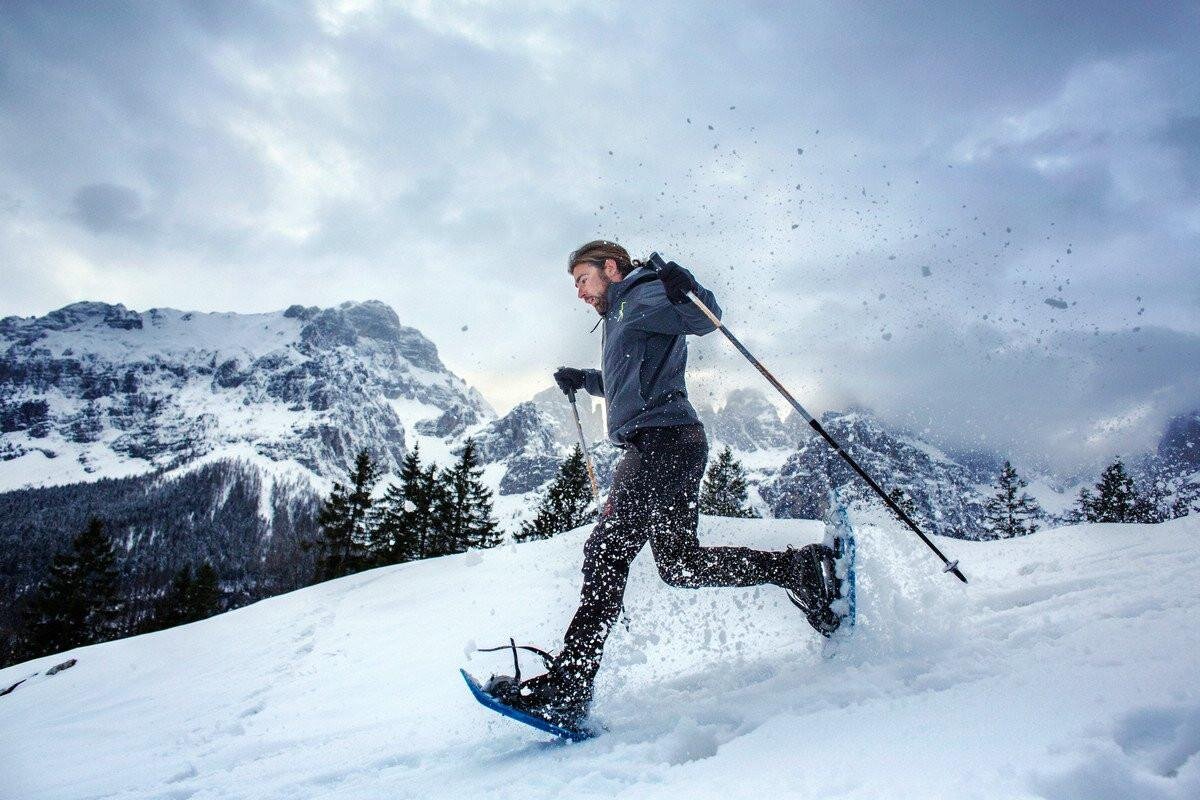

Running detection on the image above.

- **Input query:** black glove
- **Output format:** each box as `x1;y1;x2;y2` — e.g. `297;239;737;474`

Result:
657;260;698;304
554;366;586;396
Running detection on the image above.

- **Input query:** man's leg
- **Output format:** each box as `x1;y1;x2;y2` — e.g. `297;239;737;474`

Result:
638;424;789;589
547;446;653;700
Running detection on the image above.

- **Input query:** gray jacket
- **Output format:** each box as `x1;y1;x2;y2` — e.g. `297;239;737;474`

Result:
580;266;722;445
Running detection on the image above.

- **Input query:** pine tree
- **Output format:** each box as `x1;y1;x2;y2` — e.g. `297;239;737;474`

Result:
146;561;223;631
315;449;378;580
1076;458;1147;523
699;446;759;518
372;444;441;563
188;562;222;621
24;517;124;657
148;566;193;630
981;461;1043;537
515;446;597;542
432;438;500;553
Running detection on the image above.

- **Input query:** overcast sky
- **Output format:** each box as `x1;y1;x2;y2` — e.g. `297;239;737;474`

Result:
1;1;1197;475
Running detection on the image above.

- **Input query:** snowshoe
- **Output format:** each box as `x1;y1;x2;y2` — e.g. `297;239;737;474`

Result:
462;640;595;741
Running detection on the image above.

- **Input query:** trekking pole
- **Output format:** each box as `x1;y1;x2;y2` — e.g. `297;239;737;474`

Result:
566;387;601;505
645;253;967;583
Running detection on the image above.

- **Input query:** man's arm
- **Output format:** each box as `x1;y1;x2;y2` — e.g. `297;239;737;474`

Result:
582;368;604;396
555;366;603;397
627;279;721;336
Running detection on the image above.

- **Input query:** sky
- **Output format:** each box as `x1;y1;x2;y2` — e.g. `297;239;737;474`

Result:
1;1;1197;475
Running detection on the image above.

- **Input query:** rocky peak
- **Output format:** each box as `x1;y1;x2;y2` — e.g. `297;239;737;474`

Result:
700;388;798;451
0;300;492;488
760;408;987;539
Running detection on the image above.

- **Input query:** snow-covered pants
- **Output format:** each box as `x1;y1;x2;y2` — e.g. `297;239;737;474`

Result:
554;424;786;697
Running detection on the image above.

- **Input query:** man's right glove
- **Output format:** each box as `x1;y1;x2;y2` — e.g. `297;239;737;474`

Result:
554;366;586;396
657;260;699;304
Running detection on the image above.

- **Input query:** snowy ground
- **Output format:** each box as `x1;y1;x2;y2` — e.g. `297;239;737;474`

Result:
2;513;1198;800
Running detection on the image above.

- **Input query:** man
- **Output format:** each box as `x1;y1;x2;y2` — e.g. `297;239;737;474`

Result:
503;240;840;730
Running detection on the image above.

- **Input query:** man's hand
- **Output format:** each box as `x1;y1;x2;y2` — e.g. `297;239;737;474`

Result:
554;366;586;396
658;260;699;305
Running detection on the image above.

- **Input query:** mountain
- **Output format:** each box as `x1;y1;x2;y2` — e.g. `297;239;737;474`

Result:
0;300;495;653
470;385;625;499
0;300;494;490
697;387;801;453
3;513;1197;798
760;409;990;539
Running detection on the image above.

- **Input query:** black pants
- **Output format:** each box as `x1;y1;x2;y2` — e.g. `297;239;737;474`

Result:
553;424;787;696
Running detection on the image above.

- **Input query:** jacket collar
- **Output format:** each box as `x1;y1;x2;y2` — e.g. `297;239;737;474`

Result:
604;265;650;310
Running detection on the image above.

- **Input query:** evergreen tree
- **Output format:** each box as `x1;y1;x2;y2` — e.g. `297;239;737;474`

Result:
146;561;223;631
372;444;442;563
188;562;222;621
981;461;1043;537
515;446;597;542
699;446;759;518
1076;458;1148;523
148;565;193;630
432;438;500;553
24;517;124;657
315;449;378;580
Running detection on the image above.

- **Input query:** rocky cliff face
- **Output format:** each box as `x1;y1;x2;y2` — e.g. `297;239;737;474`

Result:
696;388;801;452
0;300;493;490
759;410;990;539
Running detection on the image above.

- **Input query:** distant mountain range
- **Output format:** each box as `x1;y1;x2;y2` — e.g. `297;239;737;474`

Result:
2;300;1195;637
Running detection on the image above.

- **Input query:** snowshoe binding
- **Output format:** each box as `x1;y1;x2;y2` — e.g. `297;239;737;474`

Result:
462;640;595;741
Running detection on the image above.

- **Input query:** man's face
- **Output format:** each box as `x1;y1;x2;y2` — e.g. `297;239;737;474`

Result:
571;262;614;315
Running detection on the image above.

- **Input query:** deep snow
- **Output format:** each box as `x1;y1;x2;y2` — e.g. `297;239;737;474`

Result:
2;513;1198;800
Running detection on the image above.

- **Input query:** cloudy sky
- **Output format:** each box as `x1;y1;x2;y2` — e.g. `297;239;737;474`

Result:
1;1;1197;475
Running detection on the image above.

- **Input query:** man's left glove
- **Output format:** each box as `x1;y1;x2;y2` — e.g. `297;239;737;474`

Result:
657;260;699;304
554;366;586;396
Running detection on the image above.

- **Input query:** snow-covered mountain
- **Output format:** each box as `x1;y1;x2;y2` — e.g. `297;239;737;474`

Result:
3;513;1197;799
4;298;1191;646
760;409;990;538
0;300;494;490
696;387;801;452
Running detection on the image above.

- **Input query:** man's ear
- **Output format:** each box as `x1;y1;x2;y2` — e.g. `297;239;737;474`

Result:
603;259;623;282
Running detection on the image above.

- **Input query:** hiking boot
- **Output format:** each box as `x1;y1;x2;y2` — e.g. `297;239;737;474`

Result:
487;670;592;731
783;544;843;637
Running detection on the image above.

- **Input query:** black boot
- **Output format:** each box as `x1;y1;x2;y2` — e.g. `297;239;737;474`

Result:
783;544;843;637
486;669;592;731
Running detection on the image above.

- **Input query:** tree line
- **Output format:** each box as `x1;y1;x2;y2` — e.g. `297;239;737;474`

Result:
8;442;1191;670
974;455;1191;538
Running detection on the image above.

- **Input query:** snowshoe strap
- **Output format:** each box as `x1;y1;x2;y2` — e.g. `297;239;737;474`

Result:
477;642;556;671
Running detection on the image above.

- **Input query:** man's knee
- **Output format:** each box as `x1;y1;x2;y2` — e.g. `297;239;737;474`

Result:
581;523;636;582
655;554;704;588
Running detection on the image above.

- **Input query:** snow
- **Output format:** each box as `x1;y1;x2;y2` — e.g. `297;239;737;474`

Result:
0;434;154;491
896;435;956;465
1025;476;1086;516
2;514;1198;799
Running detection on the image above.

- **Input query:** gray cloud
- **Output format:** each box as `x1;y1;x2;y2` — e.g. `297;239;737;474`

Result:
1;1;1197;473
71;183;148;235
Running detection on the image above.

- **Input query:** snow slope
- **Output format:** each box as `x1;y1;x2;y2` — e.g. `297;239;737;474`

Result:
2;514;1198;800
